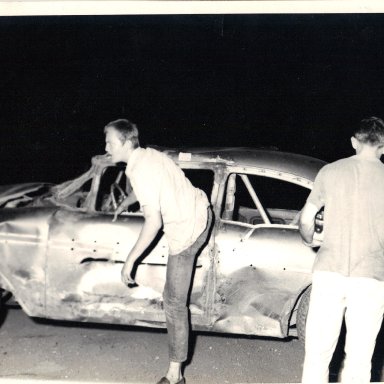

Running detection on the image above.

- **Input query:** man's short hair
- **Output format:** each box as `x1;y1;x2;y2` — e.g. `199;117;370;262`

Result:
354;116;384;145
104;119;140;148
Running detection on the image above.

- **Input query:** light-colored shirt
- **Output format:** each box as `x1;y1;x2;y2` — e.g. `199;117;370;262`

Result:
307;155;384;280
126;147;210;255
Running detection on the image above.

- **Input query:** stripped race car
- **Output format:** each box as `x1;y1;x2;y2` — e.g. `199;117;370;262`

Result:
0;147;326;342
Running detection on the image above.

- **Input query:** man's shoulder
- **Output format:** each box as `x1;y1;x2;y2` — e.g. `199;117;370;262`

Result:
131;147;177;175
323;156;356;171
331;155;384;171
143;147;171;160
313;157;354;183
330;156;354;166
127;147;154;176
134;147;165;163
322;156;384;181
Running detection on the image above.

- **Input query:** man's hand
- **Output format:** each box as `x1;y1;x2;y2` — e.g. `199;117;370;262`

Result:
302;237;323;248
120;205;162;286
121;260;136;285
299;202;321;245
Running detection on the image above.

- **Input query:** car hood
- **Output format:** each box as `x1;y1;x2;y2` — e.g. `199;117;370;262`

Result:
0;183;51;206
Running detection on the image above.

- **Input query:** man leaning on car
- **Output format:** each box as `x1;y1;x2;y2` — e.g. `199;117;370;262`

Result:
299;116;384;383
104;118;212;384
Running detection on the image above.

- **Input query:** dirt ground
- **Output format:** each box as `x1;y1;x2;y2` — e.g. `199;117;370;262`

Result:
1;306;384;383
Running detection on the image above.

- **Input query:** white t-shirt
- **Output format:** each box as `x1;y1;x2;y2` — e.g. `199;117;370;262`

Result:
307;155;384;280
126;147;209;255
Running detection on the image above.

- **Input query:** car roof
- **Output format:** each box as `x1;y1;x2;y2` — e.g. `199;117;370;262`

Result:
93;147;326;182
152;146;327;182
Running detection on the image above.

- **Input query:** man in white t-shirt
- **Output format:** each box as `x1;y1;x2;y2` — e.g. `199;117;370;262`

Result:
104;119;212;384
300;116;384;383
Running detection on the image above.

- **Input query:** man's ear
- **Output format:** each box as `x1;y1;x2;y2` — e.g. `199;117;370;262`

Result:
123;139;133;150
351;136;359;150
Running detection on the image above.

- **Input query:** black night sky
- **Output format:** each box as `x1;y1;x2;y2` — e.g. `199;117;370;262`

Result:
1;14;384;184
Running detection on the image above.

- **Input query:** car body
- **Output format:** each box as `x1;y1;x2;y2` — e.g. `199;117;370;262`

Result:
0;147;326;340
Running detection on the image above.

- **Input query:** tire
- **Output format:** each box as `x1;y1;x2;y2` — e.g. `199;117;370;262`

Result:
0;289;3;326
297;285;312;346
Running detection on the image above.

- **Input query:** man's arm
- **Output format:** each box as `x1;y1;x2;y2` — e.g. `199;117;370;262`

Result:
121;205;162;285
299;202;321;247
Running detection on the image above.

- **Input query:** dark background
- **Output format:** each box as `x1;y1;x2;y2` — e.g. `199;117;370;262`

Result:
1;14;384;184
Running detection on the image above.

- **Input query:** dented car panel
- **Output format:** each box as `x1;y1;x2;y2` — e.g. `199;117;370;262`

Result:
214;223;315;337
0;147;326;339
45;211;211;327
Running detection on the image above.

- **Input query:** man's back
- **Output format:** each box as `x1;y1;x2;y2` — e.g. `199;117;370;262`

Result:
311;155;384;279
126;147;209;255
300;117;384;384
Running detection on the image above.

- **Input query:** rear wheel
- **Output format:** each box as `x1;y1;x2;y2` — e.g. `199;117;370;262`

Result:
297;285;311;345
0;289;4;325
0;289;13;326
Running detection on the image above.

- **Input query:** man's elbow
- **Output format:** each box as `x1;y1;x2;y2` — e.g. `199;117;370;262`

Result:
144;210;163;231
300;230;313;245
299;218;314;244
299;203;319;243
152;216;162;231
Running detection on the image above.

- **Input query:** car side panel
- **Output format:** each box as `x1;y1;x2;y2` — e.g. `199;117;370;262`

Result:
212;221;316;338
45;209;212;327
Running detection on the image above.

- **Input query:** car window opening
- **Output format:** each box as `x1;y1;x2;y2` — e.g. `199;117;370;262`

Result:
222;173;310;226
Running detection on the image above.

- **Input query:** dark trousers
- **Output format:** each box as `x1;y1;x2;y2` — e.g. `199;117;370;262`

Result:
163;208;213;362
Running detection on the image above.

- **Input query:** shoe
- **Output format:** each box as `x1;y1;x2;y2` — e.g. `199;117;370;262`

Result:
156;377;185;384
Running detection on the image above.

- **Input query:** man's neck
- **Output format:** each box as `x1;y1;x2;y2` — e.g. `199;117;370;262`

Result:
355;147;380;161
126;146;140;163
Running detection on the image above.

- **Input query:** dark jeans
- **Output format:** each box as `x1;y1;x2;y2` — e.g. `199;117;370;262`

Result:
163;208;213;362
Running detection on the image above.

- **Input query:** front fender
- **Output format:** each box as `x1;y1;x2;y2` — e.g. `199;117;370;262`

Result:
0;207;55;316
